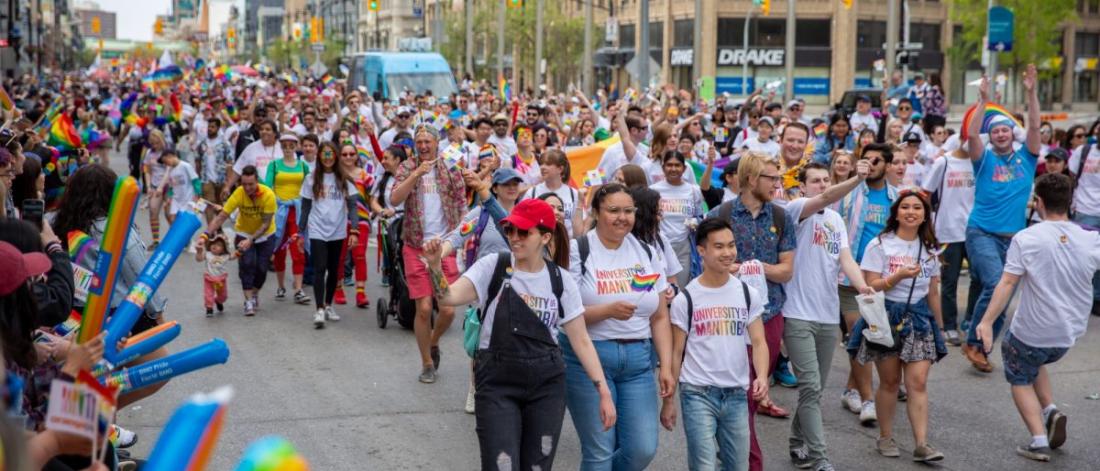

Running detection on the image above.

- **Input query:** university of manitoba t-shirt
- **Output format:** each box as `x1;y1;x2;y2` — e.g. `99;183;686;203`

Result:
569;232;668;341
920;156;975;244
671;276;764;389
860;233;941;302
651;180;706;245
463;254;585;349
782;198;849;324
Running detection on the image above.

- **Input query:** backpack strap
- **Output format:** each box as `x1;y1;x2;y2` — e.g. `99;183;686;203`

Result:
546;259;565;318
770;202;785;243
577;234;590;277
481;253;513;322
740;279;751;312
681;287;694;359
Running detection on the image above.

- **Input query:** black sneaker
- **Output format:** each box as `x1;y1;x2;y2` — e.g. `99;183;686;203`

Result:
1091;301;1100;317
1046;410;1067;449
898;388;908;402
205;308;214;318
1016;444;1051;462
216;302;224;312
790;446;813;469
275;287;287;300
430;346;441;370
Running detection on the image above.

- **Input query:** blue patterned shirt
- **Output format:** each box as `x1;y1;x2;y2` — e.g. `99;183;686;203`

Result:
706;197;797;321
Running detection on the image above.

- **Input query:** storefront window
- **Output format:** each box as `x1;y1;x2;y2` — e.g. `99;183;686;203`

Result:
673;19;693;47
796;20;830;47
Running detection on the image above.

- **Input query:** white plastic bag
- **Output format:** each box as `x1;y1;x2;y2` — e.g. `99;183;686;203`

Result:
857;291;893;348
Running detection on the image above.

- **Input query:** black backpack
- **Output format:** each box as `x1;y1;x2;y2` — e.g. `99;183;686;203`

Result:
481;253;565;322
681;281;751;357
576;234;653;278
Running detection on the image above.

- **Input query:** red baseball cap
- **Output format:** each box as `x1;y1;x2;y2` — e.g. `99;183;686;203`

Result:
502;199;556;231
0;241;51;296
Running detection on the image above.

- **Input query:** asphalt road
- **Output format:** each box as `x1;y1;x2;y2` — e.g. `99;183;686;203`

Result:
102;149;1100;470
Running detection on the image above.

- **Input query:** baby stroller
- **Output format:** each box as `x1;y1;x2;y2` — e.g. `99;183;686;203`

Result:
376;216;420;329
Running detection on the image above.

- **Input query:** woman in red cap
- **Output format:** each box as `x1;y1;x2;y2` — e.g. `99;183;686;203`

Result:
422;198;615;471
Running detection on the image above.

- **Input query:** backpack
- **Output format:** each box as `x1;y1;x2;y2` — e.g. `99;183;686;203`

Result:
576;234;653;278
681;280;752;357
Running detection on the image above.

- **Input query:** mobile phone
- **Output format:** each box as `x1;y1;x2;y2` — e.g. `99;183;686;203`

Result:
21;199;44;230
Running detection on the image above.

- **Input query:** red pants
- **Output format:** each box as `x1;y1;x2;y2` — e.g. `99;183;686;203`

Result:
748;314;784;471
203;273;228;308
337;221;371;284
273;207;305;275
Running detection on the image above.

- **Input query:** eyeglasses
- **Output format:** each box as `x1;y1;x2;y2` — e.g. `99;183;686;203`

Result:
341;152;357;157
602;206;637;216
1074;133;1086;138
501;223;531;239
757;174;781;181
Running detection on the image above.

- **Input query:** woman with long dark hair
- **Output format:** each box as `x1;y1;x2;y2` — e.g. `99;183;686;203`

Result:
424;198;615;471
1061;124;1087;153
847;189;947;463
298;141;359;329
650;150;705;287
813;113;857;164
369;144;409;287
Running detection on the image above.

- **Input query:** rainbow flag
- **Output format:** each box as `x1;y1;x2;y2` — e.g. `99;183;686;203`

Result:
564;135;621;188
499;77;511;101
960;102;1023;142
225;103;239;122
169;94;183;123
813;122;828;140
320;73;334;86
0;84;13;112
630;273;660;292
81;127;111;150
48;114;84;149
214;64;231;81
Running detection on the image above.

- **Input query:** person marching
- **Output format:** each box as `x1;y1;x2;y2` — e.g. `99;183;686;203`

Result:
660;218;770;471
847;189;947;463
195;234;236;317
424;198;616;471
265;133;311;305
205;165;278;316
975;173;1100;462
332;141;375;308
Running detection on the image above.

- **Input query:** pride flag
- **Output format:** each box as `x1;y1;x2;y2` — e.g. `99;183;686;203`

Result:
48;114;84;150
499;77;511;101
0;84;13;112
960;102;1023;142
564;135;621;188
169;94;183;123
320;73;334;86
81;127;111;150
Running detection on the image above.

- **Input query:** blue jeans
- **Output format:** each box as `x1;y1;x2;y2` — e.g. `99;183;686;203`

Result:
965;226;1013;347
561;336;658;471
940;241;981;331
1074;213;1100;304
680;383;750;471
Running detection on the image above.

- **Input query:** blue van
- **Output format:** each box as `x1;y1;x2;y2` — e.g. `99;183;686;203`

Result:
347;52;458;101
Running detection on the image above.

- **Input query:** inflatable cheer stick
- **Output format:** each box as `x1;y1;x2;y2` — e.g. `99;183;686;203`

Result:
77;176;140;344
111;320;181;366
235;436;311;471
101;338;230;393
144;386;233;471
102;211;201;362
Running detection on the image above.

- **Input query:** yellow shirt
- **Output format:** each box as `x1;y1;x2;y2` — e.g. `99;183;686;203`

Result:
223;184;277;239
265;159;309;201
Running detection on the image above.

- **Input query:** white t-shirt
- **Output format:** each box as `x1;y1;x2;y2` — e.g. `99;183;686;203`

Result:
743;137;780;158
646;159;697;185
597;141;650;180
651;180;705;244
921;156;975;244
568;232;669;340
300;172;357;241
901;159;926;188
860;233;941;302
378;127;411;152
143;150;167;189
525;183;579;238
233;140;283;180
671;276;764;389
850;111;879;134
1069;144;1100;217
166;161;199;207
657;238;683;279
463;254;585;349
1004;221;1100;348
488;134;518;160
782;199;849;324
420;168;447;239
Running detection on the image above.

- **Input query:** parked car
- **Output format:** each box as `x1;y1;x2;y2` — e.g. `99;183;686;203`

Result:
824;88;884;120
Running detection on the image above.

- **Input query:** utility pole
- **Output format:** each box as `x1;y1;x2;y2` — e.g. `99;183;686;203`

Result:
987;0;998;99
639;0;649;90
885;0;898;87
783;0;795;101
583;0;593;94
434;0;442;52
465;0;474;77
742;8;752;97
535;0;544;94
497;0;505;81
692;0;702;83
902;0;910;83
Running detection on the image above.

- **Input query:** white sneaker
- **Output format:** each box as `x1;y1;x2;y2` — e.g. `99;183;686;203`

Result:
842;389;862;414
313;309;325;329
859;400;878;426
325;306;340;321
464;384;476;414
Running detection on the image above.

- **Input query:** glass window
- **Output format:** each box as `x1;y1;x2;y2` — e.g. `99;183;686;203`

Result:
649;21;663;49
1076;32;1099;57
796;19;830;47
385;73;457;101
717;18;745;47
910;23;941;51
754;19;785;47
856;20;886;49
619;23;635;48
674;19;693;47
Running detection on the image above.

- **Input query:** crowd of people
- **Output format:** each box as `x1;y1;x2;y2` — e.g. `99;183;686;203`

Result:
0;56;1098;470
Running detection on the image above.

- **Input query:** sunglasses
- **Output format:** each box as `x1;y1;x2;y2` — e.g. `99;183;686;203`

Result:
501;223;532;239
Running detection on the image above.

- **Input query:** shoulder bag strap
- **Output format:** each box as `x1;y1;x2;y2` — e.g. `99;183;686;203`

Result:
481;253;513;322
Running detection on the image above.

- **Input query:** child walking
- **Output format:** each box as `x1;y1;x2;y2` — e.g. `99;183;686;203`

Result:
197;234;235;317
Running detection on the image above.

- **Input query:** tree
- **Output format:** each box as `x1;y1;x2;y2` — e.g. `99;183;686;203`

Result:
948;0;1076;106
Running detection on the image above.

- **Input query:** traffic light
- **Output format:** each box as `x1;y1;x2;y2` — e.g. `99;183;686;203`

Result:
368;1;380;12
508;0;522;7
841;0;853;9
91;16;101;34
310;17;323;43
154;18;164;35
761;0;771;16
227;27;236;47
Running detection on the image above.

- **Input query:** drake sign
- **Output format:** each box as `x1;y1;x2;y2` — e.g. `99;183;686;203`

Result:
717;49;785;66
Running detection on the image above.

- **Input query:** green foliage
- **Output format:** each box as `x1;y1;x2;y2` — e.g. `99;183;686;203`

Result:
948;0;1076;78
264;37;346;72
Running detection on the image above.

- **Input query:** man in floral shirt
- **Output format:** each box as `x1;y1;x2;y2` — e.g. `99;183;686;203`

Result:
193;117;233;224
390;125;468;384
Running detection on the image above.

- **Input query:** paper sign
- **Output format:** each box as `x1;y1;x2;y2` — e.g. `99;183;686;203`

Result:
699;76;716;102
441;145;465;170
873;59;886;72
46;379;100;439
72;264;95;303
714;127;729;143
583;169;606;187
